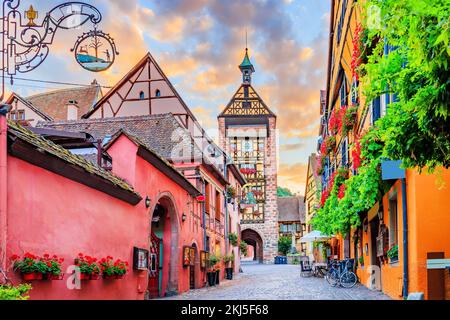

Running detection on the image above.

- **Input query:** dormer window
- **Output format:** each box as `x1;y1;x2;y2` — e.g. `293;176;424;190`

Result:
155;89;161;97
139;91;145;100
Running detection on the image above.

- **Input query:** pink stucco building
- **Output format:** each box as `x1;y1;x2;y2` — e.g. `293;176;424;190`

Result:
0;52;246;300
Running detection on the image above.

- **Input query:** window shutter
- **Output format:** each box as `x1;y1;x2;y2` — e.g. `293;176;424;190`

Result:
372;97;381;124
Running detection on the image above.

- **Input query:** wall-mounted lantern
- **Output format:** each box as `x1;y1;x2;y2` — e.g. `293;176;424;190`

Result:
145;196;151;208
182;213;187;222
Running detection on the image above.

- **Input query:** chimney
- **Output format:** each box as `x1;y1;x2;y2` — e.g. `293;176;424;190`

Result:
67;100;79;121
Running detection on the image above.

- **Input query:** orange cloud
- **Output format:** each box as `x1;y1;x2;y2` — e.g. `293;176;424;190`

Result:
278;163;308;195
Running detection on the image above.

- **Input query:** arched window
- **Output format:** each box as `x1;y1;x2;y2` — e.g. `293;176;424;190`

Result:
139;91;145;100
155;89;161;97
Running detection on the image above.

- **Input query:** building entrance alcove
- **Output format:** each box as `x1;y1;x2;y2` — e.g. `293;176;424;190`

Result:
241;229;264;263
148;195;180;298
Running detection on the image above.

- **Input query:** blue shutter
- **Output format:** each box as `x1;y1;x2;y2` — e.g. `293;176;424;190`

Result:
342;139;348;167
372;97;381;124
340;80;347;107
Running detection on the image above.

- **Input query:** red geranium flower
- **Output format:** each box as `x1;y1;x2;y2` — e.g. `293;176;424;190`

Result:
338;184;346;199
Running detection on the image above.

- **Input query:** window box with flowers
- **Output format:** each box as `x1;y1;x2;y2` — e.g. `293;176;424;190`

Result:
74;253;101;280
100;257;129;280
11;253;48;281
41;254;65;280
387;245;399;263
240;168;257;175
324;136;337;155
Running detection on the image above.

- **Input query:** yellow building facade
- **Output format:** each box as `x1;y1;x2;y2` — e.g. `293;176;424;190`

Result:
320;0;450;300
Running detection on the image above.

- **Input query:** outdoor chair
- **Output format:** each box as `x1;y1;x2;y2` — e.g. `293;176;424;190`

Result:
300;257;313;277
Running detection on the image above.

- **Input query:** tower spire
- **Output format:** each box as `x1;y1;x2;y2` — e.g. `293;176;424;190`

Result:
239;31;255;85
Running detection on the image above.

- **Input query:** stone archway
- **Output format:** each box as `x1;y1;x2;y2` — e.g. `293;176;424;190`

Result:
241;229;264;263
149;192;180;298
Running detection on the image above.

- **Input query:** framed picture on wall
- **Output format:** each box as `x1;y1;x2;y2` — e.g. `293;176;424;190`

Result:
183;246;191;267
189;247;196;266
200;251;207;269
133;247;149;271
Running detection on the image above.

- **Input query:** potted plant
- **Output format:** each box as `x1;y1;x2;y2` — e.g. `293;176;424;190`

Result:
387;245;399;263
207;254;221;286
75;253;100;280
324;136;337;154
239;241;248;257
114;259;129;279
341;105;358;136
359;255;365;267
223;255;235;280
100;256;129;280
41;254;65;280
228;233;239;247
226;186;236;203
11;253;47;281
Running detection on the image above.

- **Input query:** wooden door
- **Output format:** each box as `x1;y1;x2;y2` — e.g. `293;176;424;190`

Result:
427;252;445;300
148;232;161;299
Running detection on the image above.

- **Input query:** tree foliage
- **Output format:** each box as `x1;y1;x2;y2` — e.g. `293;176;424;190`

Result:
278;236;292;256
277;187;295;198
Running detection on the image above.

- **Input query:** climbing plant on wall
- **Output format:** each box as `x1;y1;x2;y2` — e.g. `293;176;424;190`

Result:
361;0;450;171
313;0;450;236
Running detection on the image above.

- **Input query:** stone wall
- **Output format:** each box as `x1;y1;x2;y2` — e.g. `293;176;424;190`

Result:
219;117;279;264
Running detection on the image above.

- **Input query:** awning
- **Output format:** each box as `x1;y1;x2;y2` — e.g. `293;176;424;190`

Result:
300;230;334;243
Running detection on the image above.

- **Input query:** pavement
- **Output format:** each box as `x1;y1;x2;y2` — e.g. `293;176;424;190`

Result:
163;263;392;300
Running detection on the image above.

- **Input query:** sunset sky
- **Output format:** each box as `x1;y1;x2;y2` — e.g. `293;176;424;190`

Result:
7;0;331;195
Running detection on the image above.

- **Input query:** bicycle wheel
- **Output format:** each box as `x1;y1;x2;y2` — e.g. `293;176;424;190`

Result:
326;270;339;287
340;271;358;288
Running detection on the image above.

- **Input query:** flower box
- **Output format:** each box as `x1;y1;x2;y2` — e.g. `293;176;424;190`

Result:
50;273;65;281
21;272;43;281
100;256;129;280
90;273;101;280
11;253;62;281
79;273;91;281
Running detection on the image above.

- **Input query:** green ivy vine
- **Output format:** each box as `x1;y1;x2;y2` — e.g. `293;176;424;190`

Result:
312;0;450;236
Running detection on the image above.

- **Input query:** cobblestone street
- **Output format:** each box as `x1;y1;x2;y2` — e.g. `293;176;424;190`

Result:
164;263;391;300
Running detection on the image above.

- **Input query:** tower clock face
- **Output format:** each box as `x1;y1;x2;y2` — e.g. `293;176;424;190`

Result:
243;140;253;152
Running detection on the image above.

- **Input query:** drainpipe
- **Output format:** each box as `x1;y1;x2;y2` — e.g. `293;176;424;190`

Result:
0;104;11;271
224;157;229;254
402;178;409;299
201;177;207;252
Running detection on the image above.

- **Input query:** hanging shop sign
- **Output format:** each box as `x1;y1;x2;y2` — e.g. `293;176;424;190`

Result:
72;28;119;72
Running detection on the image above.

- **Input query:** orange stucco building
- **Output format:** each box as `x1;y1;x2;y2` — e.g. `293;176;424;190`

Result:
319;0;450;300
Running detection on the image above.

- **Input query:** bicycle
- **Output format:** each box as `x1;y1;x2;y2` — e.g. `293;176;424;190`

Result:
325;259;358;288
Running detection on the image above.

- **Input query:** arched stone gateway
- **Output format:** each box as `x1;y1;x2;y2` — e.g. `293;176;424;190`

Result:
241;229;264;263
148;192;180;299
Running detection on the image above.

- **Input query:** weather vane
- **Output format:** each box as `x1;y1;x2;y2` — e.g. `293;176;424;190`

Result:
0;1;119;102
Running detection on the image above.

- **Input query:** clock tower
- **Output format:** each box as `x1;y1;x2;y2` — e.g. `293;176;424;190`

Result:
218;48;278;263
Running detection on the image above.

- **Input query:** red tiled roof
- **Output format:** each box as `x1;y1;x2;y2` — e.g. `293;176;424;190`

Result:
25;83;102;121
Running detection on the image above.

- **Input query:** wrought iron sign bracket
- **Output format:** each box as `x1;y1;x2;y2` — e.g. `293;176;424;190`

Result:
0;1;118;102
